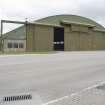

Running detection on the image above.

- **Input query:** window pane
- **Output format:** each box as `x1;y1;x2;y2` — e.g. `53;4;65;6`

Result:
8;43;12;48
14;43;18;48
19;43;24;48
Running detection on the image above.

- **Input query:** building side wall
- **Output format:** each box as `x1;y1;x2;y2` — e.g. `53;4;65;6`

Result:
64;25;105;51
3;39;26;52
80;32;92;50
26;24;35;51
0;39;2;51
27;24;105;52
65;31;80;51
93;31;105;50
26;24;53;52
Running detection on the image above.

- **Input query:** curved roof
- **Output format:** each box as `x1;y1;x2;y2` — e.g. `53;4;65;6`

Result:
3;26;26;40
3;15;105;40
36;14;105;30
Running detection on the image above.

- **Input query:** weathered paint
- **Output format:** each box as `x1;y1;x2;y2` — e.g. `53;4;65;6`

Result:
26;23;105;52
65;32;80;51
26;24;35;51
93;31;105;50
26;24;53;52
64;25;105;51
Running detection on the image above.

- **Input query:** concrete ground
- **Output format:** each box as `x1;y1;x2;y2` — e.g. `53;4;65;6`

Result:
0;51;105;105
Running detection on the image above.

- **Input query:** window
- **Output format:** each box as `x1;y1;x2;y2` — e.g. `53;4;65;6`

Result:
14;43;18;48
8;42;24;49
8;43;12;48
19;43;24;48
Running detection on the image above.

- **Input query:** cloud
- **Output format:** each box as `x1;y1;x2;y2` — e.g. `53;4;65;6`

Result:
0;0;105;32
0;0;78;20
75;0;105;27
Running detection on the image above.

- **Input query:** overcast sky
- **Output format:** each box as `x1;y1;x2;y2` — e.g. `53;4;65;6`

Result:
0;0;105;33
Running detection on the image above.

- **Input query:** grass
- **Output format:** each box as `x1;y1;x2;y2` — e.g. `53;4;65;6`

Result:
0;51;50;55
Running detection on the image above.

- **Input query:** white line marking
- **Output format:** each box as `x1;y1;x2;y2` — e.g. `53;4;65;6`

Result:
42;81;105;105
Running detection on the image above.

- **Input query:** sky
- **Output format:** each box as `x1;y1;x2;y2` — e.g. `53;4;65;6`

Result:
0;0;105;33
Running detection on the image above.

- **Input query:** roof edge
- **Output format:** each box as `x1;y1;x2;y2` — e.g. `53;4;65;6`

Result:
61;20;96;27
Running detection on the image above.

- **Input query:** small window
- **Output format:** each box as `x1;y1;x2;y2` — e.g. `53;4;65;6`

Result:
19;43;24;48
8;43;12;48
14;43;18;48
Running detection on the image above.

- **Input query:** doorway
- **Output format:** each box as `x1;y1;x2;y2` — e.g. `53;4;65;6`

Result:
54;27;64;51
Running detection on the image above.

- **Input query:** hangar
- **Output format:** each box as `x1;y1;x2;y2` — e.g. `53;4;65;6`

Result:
2;15;105;52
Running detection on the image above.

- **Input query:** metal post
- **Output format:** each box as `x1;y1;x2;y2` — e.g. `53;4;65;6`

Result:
0;20;3;40
25;18;28;52
1;20;3;52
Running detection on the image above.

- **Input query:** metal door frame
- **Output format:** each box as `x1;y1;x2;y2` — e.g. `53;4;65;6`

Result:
54;27;64;51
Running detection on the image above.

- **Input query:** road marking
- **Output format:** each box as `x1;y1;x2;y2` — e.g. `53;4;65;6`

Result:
42;81;105;105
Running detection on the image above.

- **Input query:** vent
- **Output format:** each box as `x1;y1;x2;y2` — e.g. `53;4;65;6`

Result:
3;94;32;102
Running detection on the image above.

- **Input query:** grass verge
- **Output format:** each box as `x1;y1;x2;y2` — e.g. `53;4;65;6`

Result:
0;51;49;55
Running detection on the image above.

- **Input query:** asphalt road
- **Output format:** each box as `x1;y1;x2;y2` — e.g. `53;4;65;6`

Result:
0;51;105;105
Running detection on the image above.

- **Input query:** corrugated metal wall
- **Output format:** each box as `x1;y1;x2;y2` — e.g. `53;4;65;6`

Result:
26;24;105;52
93;31;105;50
64;25;105;51
26;24;53;52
